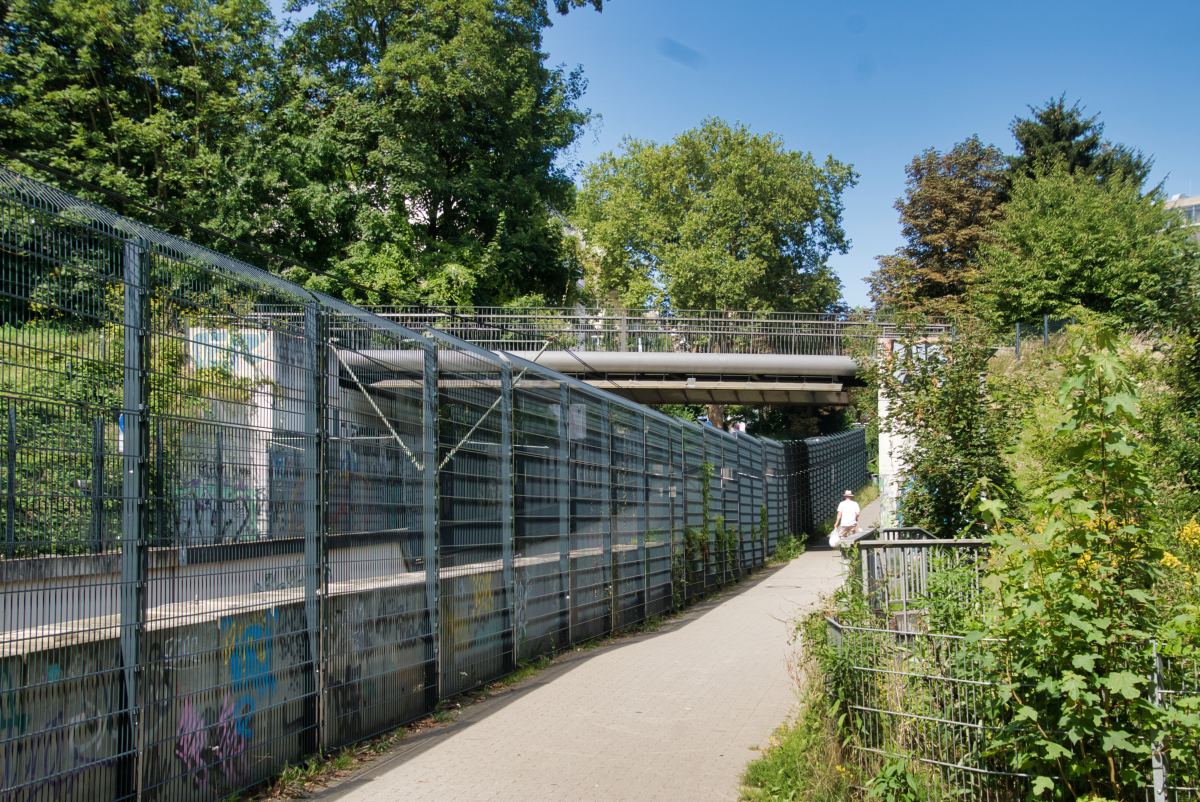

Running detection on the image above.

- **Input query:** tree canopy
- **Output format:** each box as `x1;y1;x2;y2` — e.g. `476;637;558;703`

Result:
867;136;1006;316
1009;95;1153;188
576;118;856;312
0;0;276;224
975;162;1199;328
0;0;602;307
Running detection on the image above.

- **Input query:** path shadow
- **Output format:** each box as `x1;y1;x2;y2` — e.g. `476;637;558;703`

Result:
306;559;802;798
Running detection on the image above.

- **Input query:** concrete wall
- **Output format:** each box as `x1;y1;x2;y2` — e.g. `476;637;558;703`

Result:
1;579;430;802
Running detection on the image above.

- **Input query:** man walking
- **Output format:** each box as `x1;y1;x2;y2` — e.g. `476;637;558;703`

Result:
831;489;860;547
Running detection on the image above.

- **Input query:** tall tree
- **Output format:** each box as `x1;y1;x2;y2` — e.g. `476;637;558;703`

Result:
867;136;1006;316
975;161;1199;328
0;0;277;227
576;117;856;312
276;0;598;305
1009;95;1153;188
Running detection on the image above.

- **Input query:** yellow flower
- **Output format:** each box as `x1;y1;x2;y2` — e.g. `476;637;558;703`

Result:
1161;551;1184;571
1178;518;1200;550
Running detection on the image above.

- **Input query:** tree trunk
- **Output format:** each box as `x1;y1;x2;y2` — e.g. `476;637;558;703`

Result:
706;403;726;430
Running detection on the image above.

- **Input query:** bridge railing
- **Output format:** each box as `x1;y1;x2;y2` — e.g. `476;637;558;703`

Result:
368;306;952;356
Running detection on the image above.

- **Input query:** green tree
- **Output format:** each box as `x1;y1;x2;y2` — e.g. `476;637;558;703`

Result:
867;135;1007;316
1009;95;1152;188
277;0;598;305
975;162;1200;328
576;117;856;312
856;318;1018;537
0;0;277;225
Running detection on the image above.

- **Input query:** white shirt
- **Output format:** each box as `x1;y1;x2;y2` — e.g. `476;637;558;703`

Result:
837;499;860;528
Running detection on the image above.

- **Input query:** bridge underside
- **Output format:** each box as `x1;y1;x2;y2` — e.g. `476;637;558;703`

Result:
581;380;848;406
506;351;857;406
344;349;860;406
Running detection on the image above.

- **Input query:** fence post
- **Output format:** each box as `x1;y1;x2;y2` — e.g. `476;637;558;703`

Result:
500;358;515;672
119;238;148;799
91;416;104;553
639;414;648;623
5;403;14;558
1043;315;1049;349
422;341;440;711
1015;322;1021;361
303;306;327;753
1152;642;1167;802
214;427;224;543
601;398;613;630
557;383;571;645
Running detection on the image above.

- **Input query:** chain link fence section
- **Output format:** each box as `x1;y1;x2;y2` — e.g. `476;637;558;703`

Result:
0;167;870;802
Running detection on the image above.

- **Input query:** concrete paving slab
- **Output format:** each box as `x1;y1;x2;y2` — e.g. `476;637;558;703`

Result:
310;548;842;802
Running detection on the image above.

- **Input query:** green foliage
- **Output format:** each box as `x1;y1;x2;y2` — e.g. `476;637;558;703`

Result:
736;405;851;439
981;324;1200;800
0;0;276;224
1;0;603;307
712;515;741;580
576;117;856;312
1143;332;1200;524
868;135;1007;316
772;534;806;563
857;318;1019;537
976;162;1200;329
681;526;711;591
1008;96;1153;188
740;690;851;802
651;404;706;424
863;758;923;802
279;0;596;305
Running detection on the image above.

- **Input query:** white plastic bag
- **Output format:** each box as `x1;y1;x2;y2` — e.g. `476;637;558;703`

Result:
828;531;840;549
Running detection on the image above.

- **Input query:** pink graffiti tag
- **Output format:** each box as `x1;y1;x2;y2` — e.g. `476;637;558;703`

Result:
213;694;249;783
174;698;208;788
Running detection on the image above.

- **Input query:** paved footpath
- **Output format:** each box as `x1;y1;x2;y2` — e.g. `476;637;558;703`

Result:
313;545;842;802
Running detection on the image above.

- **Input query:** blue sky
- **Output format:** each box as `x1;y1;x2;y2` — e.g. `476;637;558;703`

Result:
540;0;1200;307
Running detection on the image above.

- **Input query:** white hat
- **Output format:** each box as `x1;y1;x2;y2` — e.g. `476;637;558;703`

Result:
844;489;853;496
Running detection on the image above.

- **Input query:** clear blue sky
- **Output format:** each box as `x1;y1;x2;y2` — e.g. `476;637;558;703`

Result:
540;0;1200;308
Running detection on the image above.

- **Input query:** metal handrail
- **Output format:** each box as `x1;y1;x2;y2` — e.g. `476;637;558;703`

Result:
366;306;953;357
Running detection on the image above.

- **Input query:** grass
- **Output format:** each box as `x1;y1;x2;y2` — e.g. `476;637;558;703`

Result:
771;534;807;563
854;482;880;508
740;685;851;802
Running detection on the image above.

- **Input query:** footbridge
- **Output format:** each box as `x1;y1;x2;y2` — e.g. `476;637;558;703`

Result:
373;308;951;406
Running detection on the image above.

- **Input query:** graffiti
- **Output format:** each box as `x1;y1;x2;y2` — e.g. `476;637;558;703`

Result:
173;694;250;790
221;611;276;698
214;695;251;780
174;698;208;789
0;709;119;800
513;570;529;651
66;701;116;772
0;652;124;802
444;571;503;655
178;476;265;545
253;559;305;594
329;664;364;740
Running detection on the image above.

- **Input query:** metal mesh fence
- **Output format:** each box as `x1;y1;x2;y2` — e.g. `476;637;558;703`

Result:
784;427;871;537
0;167;870;801
832;542;1200;800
